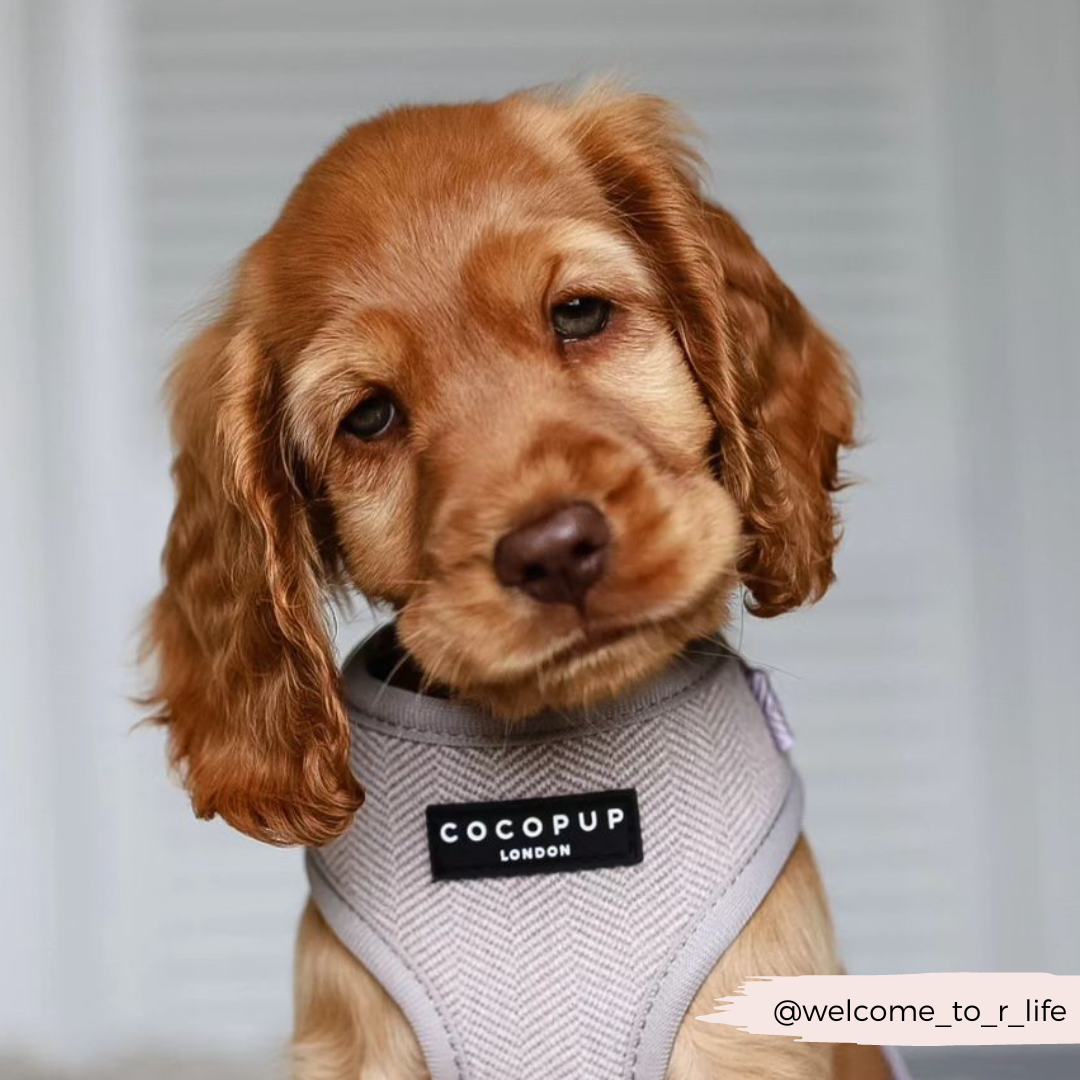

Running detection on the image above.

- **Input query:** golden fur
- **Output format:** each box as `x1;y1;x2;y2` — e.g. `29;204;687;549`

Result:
145;84;882;1076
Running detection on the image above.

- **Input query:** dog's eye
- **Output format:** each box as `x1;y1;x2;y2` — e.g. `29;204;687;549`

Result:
551;297;611;342
341;395;400;441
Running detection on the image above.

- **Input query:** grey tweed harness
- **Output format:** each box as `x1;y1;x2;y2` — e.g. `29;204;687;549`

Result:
307;631;803;1080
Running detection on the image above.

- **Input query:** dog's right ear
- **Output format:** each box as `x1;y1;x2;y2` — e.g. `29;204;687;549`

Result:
143;270;363;847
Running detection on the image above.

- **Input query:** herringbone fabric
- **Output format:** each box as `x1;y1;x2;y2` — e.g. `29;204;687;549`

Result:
307;634;798;1080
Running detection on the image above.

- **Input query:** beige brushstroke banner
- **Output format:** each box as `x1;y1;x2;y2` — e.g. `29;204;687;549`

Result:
697;973;1080;1045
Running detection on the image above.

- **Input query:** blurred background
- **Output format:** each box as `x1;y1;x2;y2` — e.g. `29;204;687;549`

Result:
1;1;1077;1077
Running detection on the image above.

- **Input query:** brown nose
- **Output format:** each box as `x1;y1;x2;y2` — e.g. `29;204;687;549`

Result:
493;502;610;606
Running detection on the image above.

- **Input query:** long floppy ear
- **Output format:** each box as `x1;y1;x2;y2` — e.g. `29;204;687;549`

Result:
564;87;856;616
144;295;363;846
697;202;856;614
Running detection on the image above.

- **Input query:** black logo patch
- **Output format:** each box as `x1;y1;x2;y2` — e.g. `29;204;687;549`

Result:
426;789;642;881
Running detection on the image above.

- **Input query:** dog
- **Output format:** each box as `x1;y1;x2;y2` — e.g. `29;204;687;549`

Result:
145;84;894;1080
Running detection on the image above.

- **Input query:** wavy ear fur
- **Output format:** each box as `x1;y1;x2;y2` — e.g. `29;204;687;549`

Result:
564;87;857;615
144;295;363;846
698;201;856;614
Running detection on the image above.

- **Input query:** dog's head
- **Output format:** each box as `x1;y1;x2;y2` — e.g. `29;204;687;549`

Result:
146;87;855;845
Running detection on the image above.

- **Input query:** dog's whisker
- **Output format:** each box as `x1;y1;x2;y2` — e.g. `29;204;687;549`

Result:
373;651;412;704
697;632;803;681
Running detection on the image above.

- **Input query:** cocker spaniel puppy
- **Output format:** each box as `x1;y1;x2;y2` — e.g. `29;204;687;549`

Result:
146;86;891;1080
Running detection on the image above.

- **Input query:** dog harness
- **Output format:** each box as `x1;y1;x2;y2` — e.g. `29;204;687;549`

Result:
307;630;804;1080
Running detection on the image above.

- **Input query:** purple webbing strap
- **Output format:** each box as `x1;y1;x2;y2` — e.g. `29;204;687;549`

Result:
745;666;796;754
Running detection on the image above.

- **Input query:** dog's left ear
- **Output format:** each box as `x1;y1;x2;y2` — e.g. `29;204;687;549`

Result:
564;88;857;616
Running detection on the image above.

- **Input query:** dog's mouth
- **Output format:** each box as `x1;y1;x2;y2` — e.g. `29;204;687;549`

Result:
370;618;641;694
458;587;731;720
519;561;737;675
375;613;672;703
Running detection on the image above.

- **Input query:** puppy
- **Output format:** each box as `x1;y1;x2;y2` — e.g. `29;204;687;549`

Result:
145;85;891;1080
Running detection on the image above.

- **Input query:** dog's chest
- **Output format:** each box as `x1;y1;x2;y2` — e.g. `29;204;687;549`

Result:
308;647;799;1080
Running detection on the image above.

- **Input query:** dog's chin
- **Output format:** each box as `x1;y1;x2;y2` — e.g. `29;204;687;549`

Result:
462;626;686;721
405;585;734;721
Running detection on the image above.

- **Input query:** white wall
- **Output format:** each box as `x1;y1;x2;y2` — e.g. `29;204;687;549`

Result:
1;0;1077;1068
933;0;1080;972
0;0;56;1054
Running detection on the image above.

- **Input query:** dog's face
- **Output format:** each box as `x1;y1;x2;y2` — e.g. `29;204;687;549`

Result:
278;103;737;717
147;88;855;845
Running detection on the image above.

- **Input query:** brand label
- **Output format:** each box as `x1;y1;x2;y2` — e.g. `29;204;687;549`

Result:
426;789;642;881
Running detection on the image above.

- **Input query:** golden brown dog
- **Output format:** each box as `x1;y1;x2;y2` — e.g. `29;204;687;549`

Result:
145;84;889;1079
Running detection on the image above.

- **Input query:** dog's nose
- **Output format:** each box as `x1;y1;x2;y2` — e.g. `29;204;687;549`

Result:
494;502;610;606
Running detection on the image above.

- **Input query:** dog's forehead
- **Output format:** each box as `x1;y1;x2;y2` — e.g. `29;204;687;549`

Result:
331;186;568;311
272;100;609;310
